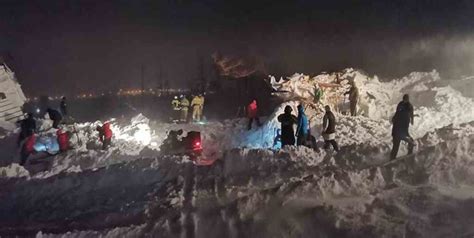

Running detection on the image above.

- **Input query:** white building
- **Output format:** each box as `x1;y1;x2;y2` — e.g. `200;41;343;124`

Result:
0;62;26;122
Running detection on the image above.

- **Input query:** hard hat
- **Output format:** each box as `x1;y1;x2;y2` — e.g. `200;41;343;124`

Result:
180;94;184;98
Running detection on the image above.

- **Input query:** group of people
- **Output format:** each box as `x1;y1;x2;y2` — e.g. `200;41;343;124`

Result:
275;90;415;160
16;97;113;166
277;104;339;152
15;85;415;166
171;94;205;123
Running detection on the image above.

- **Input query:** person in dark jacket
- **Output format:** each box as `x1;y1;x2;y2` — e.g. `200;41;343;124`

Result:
60;97;67;116
17;113;36;147
277;105;297;147
47;108;63;129
322;105;339;151
296;104;309;146
345;81;359;116
390;94;415;160
160;129;184;152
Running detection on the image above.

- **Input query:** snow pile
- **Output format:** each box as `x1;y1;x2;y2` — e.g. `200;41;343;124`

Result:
255;69;474;149
1;68;474;237
31;121;474;237
270;69;441;120
0;163;30;178
0;120;15;139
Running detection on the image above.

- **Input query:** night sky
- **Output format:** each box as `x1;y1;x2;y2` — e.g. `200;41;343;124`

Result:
1;0;474;97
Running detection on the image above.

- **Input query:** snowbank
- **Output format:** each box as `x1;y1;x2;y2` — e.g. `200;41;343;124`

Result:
0;163;30;178
0;119;15;139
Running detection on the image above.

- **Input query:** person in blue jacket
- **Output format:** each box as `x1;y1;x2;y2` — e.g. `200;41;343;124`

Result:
296;104;309;146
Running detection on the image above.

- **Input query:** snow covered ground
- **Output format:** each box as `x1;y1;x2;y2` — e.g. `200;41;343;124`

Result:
1;69;474;237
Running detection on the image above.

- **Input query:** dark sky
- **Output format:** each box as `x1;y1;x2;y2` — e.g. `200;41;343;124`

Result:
1;0;474;96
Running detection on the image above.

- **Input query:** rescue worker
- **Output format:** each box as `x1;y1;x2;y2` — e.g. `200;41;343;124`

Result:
390;94;415;160
314;84;324;104
171;96;181;122
20;132;36;166
97;122;113;150
345;81;359;116
296;104;309;146
60;96;67;116
47;108;63;129
160;129;183;152
56;128;69;152
247;99;261;130
191;94;205;122
277;105;297;147
17;113;36;147
180;95;190;122
322;105;339;151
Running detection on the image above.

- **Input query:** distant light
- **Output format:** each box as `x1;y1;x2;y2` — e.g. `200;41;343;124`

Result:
36;108;41;114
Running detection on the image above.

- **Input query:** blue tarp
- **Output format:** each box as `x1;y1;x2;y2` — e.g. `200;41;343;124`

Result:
34;136;60;154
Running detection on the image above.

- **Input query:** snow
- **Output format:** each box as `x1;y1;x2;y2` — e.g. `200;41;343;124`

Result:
0;69;473;237
0;163;30;178
0;119;15;139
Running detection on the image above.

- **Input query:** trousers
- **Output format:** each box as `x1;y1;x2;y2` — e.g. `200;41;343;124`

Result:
390;135;415;160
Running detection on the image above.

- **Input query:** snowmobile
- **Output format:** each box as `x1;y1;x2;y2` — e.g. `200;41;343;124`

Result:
160;130;203;159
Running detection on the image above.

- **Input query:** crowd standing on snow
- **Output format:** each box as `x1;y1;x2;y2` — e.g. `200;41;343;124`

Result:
14;77;417;167
274;79;414;158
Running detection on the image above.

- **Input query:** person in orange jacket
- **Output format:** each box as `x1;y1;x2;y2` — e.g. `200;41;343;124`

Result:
20;133;36;166
247;99;262;130
97;122;113;150
56;129;70;152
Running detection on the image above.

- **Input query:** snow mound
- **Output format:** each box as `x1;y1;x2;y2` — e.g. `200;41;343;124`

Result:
0;163;30;178
253;69;474;149
0;120;15;139
1;68;474;237
30;122;474;238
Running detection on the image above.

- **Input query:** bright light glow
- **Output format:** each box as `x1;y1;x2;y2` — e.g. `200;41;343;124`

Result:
133;124;152;146
36;108;41;114
195;141;201;146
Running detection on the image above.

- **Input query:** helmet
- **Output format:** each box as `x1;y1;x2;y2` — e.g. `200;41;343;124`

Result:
180;94;184;98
